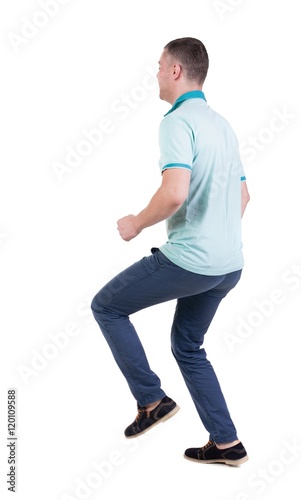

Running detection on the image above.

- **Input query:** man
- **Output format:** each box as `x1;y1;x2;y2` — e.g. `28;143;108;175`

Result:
91;37;250;466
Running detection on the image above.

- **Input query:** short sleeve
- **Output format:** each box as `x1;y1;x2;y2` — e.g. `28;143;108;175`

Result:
158;115;194;173
233;133;246;181
236;156;246;181
239;157;246;182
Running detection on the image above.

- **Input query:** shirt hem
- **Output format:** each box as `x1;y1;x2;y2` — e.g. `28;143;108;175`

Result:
159;246;243;276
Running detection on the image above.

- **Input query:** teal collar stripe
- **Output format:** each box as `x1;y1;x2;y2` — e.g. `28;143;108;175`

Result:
164;90;206;116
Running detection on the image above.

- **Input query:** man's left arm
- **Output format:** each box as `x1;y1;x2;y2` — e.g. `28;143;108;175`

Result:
117;168;191;241
241;180;250;217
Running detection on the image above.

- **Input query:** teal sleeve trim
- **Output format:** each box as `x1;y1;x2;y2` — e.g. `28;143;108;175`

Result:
162;163;192;171
241;176;246;181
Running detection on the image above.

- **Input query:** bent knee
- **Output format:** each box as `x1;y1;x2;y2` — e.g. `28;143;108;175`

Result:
171;339;205;362
91;286;114;317
91;292;105;315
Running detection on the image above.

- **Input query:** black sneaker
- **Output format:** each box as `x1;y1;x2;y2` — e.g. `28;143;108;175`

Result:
184;440;249;466
124;396;180;438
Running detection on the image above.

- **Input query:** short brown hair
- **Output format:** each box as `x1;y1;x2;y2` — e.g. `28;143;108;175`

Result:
164;37;209;85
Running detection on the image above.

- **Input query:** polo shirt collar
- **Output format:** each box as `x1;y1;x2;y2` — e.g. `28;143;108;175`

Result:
164;90;206;116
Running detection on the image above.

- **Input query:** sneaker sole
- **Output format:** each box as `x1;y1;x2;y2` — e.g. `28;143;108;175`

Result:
125;405;180;439
184;454;249;466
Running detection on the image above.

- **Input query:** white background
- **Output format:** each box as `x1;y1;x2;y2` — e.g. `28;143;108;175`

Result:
1;1;300;499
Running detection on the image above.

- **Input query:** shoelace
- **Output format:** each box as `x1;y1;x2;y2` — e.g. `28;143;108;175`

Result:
135;406;145;422
200;440;214;451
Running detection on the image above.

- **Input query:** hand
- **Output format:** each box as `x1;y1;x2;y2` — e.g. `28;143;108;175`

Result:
117;215;141;241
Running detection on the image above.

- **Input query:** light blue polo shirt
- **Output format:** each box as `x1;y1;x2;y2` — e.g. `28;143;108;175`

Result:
158;90;246;276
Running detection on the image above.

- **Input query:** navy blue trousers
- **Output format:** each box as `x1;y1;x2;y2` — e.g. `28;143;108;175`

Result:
91;248;241;443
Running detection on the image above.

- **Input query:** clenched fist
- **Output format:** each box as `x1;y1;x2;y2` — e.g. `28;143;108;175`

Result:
117;215;141;241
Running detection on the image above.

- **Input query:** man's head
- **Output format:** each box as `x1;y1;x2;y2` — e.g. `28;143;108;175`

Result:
157;37;209;104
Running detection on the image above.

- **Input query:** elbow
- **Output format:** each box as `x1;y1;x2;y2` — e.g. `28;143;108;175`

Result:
241;182;250;209
243;191;250;206
169;186;189;209
241;190;250;217
169;193;187;211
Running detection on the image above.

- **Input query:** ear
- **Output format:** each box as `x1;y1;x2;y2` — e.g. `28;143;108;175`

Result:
172;63;182;80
